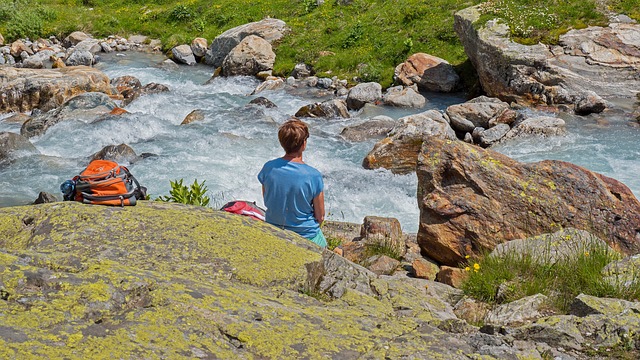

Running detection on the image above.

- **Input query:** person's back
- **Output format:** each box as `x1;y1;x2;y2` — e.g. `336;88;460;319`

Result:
258;118;327;247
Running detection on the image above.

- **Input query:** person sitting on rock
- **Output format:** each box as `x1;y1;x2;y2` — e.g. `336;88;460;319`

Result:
258;118;327;248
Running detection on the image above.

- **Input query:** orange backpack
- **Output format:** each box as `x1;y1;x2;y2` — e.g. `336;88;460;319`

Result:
72;160;146;206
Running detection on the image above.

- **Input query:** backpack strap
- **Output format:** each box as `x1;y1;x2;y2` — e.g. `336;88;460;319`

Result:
121;166;147;200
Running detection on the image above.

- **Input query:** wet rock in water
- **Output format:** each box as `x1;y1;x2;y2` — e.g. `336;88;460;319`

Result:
204;18;288;68
181;110;206;125
89;144;139;164
416;137;640;266
346;82;382;110
340;115;396;142
251;77;285;95
500;116;567;142
33;192;58;204
475;123;511;147
111;75;142;102
222;35;276;77
248;97;277;108
172;44;196;66
363;110;456;174
3;113;30;125
574;91;607;115
0;66;113;113
21;92;117;138
394;53;460;92
445;96;511;133
190;37;208;58
382;85;426;108
295;99;349;119
121;82;170;107
0;131;39;163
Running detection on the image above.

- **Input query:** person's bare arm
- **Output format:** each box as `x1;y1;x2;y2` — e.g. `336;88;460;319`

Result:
313;191;325;225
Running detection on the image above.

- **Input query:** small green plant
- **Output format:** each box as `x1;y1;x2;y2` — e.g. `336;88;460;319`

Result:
341;21;363;49
363;238;403;261
357;63;382;83
302;0;318;14
157;179;211;207
168;4;192;22
325;235;342;251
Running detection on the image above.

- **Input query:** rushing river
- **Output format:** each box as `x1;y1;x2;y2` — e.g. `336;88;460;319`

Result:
1;52;639;233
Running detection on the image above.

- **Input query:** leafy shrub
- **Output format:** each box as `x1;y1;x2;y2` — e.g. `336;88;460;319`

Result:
169;4;192;22
157;179;211;207
325;235;342;251
341;21;363;49
357;63;382;83
5;10;44;41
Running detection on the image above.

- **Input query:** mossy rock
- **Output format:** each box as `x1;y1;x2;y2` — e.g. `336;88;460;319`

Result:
0;201;478;359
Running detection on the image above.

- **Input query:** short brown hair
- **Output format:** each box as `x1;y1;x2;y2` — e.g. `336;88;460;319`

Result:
278;118;309;154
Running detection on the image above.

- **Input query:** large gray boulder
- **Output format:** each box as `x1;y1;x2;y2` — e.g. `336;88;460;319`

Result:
394;53;459;92
295;99;350;119
21;92;117;138
222;35;276;76
340;115;396;142
454;6;640;114
63;31;91;48
89;144;139;164
382;86;426;108
500;116;567;143
21;50;55;69
65;39;101;66
445;96;511;133
204;18;288;68
363;110;456;174
171;45;196;65
0;131;39;163
346;82;382;110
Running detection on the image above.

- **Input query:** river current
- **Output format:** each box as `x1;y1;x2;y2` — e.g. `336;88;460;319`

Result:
1;52;638;233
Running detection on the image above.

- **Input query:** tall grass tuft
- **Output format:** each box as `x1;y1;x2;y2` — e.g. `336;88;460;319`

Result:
461;240;640;313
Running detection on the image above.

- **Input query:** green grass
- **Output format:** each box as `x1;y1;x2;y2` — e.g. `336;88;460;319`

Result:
0;0;636;86
461;242;640;313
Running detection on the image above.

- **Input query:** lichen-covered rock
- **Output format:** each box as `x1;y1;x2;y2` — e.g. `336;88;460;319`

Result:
484;294;549;326
416;137;640;266
204;18;288;68
0;131;38;163
295;99;350;119
394;53;459;92
0;66;113;113
412;258;439;280
602;254;640;287
0;201;508;359
570;293;640;317
21;92;117;138
363;110;456;174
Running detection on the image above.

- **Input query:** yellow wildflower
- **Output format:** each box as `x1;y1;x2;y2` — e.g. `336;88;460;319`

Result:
584;251;589;257
465;255;470;259
464;266;470;271
473;263;480;270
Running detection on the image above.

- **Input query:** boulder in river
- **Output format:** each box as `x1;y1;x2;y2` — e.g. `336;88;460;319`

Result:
204;18;288;68
221;35;276;77
171;44;196;66
89;144;139;164
0;131;39;164
0;66;113;113
382;85;426;108
445;96;511;134
394;53;459;92
363;110;456;174
340;115;396;142
416;137;640;266
346;82;382;110
295;99;350;119
65;39;101;66
21;92;117;138
181;109;206;125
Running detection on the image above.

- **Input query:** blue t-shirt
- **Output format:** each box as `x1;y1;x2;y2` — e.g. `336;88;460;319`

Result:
257;158;324;238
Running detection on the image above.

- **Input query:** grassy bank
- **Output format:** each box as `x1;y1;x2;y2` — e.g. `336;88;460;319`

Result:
0;0;637;86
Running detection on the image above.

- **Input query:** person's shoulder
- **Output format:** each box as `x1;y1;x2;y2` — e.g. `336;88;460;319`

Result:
263;158;285;167
302;163;322;176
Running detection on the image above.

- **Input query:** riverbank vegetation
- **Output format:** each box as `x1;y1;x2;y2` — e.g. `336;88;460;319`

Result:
0;0;636;85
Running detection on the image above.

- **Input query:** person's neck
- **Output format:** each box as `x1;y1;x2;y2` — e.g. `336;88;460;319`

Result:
282;152;304;163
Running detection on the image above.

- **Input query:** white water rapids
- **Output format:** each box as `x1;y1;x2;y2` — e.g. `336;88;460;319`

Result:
1;52;638;233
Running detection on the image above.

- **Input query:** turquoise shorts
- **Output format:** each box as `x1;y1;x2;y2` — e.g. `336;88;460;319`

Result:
308;229;327;248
